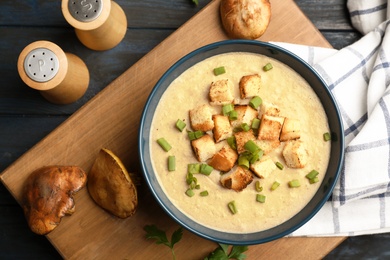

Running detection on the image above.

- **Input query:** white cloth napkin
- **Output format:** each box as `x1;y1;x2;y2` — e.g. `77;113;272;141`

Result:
275;0;390;236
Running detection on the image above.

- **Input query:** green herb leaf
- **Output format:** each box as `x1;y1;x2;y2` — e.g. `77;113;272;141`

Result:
144;225;183;260
205;244;249;260
170;227;184;248
192;0;199;6
228;245;248;260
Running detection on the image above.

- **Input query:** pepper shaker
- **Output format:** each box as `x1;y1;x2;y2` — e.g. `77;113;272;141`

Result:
61;0;127;51
17;40;89;104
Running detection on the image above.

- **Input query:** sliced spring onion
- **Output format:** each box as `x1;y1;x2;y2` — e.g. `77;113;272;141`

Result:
256;194;266;203
241;123;250;132
194;130;204;139
185;189;195;197
188;163;200;174
186;173;194;185
195;184;201;189
187;131;196;141
255;180;263;192
213;66;226;76
271;181;280;191
306;169;319;180
157;138;172;152
263;62;273;71
275;162;284;170
323;132;331;141
238;155;250;169
175;119;186;132
251;118;261;129
229;110;238;121
200;190;209;197
309;176;320;184
227;136;237;150
168;156;175;171
288;179;301;188
222;104;234;116
200;164;214;175
244;140;260;154
249;96;263;109
228;201;238;214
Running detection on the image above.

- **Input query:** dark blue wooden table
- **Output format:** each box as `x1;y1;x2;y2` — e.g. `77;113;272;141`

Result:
1;0;389;258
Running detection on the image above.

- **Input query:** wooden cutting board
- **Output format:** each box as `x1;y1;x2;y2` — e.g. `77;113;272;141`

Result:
1;0;345;259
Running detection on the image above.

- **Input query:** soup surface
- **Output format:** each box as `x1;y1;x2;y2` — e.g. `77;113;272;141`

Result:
150;52;330;233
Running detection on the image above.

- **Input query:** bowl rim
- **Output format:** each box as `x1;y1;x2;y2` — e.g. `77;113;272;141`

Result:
138;39;345;245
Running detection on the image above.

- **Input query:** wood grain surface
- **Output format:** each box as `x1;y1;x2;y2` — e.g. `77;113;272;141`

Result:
1;0;347;259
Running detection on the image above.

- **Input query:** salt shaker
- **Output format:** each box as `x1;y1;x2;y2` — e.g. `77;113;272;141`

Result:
61;0;127;51
17;40;89;104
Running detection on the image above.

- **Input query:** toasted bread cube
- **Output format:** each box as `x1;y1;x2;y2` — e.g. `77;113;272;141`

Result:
255;139;280;154
239;74;262;99
209;79;234;105
220;166;253;191
230;105;258;129
280;118;301;141
258;114;285;141
212;115;232;142
234;129;256;154
209;145;238;172
191;135;216;162
282;140;308;168
250;155;277;178
189;104;214;132
259;101;280;117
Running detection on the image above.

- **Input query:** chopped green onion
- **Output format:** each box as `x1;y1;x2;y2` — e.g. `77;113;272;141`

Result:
175;119;186;132
168;156;175;171
256;194;266;203
251;118;261;129
323;132;331;141
187;131;196;141
275;162;284;170
229;110;238;121
200;190;209;197
271;181;280;191
200;164;213;175
195;184;201;189
263;62;273;71
238;155;250;169
306;170;319;180
250;150;263;164
227;136;237;150
194;130;204;139
228;201;238;214
249;96;263;109
222;104;234;116
244;140;260;154
309;176;320;184
241;123;251;132
185;189;195;197
288;179;301;188
157;138;172;152
188;163;200;174
186;173;194;185
213;66;226;76
255;180;263;192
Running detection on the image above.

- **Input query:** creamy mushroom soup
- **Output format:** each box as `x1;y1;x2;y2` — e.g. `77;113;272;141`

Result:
150;52;330;233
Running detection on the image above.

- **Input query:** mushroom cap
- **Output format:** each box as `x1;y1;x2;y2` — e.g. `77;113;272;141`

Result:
22;166;87;235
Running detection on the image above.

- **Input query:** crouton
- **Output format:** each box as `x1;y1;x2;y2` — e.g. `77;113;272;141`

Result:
209;79;234;105
234;129;256;154
250;155;277;178
255;139;280;154
280;118;301;141
189;104;214;132
230;105;258;129
239;74;261;99
191;134;216;162
212;115;232;142
220;166;253;191
259;101;280;117
258;114;285;141
282;140;308;168
209;145;238;172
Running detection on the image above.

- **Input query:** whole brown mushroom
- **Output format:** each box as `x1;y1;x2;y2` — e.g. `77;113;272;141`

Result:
22;166;87;235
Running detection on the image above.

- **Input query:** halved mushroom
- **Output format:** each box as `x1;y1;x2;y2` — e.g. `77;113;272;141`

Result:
22;166;87;235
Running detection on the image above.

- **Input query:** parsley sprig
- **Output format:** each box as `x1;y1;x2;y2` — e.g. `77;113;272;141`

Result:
205;243;248;260
144;225;183;260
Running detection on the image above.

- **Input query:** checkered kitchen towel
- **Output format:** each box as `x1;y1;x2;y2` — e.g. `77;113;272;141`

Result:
278;0;390;236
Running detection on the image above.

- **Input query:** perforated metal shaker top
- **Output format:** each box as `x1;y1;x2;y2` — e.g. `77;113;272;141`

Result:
24;48;60;83
68;0;103;22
